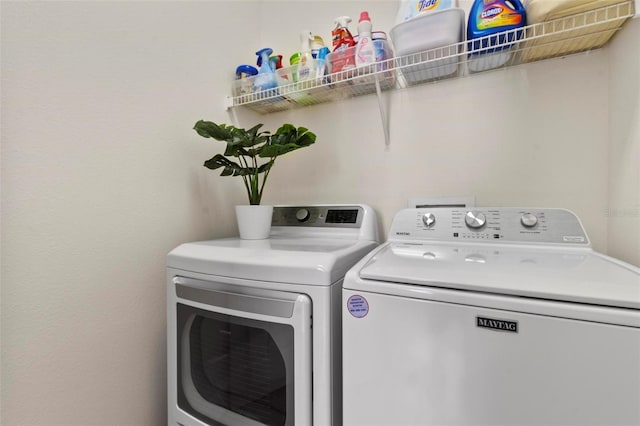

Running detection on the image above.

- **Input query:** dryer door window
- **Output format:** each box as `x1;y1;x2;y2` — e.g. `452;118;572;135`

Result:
173;278;312;426
178;306;292;425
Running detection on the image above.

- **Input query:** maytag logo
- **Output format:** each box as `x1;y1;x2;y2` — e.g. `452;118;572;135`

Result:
396;231;411;236
476;316;518;333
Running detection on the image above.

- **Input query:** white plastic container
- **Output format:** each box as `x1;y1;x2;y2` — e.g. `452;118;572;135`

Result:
390;8;465;85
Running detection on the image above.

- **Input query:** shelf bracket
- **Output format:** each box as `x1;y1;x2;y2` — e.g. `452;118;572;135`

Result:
224;95;234;110
374;74;390;147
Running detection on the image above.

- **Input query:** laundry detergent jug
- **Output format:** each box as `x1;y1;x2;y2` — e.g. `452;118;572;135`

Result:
467;0;526;72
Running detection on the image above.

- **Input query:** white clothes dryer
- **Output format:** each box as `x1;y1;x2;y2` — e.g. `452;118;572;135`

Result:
167;204;379;426
343;207;640;426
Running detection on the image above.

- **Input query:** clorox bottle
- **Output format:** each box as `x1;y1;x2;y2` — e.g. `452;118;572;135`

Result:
467;0;526;72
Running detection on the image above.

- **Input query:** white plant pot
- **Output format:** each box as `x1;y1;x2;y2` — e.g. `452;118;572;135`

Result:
235;205;274;240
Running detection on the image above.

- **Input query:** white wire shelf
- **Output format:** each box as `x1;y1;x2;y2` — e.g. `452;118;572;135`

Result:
227;1;635;115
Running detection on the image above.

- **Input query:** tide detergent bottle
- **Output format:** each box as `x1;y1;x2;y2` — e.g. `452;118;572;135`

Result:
467;0;526;72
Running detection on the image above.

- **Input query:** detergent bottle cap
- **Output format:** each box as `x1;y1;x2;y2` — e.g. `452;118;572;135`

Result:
359;11;371;23
358;10;373;36
290;52;301;65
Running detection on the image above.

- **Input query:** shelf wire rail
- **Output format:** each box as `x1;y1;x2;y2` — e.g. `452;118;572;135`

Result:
227;0;634;114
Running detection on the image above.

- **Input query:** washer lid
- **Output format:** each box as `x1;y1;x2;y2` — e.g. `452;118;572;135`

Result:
356;242;640;309
168;236;378;285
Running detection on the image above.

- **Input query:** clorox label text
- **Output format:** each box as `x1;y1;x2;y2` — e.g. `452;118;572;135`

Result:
481;6;503;19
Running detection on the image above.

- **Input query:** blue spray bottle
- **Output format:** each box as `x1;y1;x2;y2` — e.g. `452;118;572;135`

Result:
315;46;330;81
253;47;278;92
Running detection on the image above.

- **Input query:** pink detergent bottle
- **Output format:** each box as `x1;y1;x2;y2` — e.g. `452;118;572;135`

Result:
355;11;375;67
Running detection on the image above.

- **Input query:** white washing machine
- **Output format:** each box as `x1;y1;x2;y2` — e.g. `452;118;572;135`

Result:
167;204;379;426
343;207;640;426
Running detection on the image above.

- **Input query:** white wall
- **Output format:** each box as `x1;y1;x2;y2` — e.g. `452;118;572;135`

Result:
264;53;612;248
1;1;637;425
1;2;260;424
608;18;640;266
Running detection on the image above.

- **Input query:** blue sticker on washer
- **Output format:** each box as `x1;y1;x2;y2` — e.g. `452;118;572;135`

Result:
347;295;369;318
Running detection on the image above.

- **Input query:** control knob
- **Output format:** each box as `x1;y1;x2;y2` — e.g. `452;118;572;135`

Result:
465;211;486;229
422;212;436;228
521;213;538;228
295;208;310;222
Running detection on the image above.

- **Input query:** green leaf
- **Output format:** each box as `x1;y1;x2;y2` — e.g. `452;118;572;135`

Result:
258;162;273;173
239;133;269;149
247;123;265;139
260;125;316;158
203;154;243;177
194;120;234;141
220;167;235;176
236;167;255;176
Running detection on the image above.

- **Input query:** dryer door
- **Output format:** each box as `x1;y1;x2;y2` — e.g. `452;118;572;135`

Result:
172;277;312;426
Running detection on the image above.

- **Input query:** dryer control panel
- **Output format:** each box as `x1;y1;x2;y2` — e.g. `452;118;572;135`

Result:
272;205;364;228
388;207;589;246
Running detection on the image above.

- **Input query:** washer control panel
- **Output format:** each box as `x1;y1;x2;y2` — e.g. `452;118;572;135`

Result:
389;207;589;245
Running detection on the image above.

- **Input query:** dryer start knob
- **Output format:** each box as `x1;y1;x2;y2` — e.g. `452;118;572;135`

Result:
465;211;486;229
296;208;310;222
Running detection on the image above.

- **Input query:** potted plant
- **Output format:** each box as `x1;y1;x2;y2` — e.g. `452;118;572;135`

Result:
194;120;316;239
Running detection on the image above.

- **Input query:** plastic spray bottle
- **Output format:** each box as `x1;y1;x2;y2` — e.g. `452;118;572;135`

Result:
269;55;283;70
315;46;330;81
331;16;356;73
253;47;278;92
297;31;315;82
355;11;375;68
